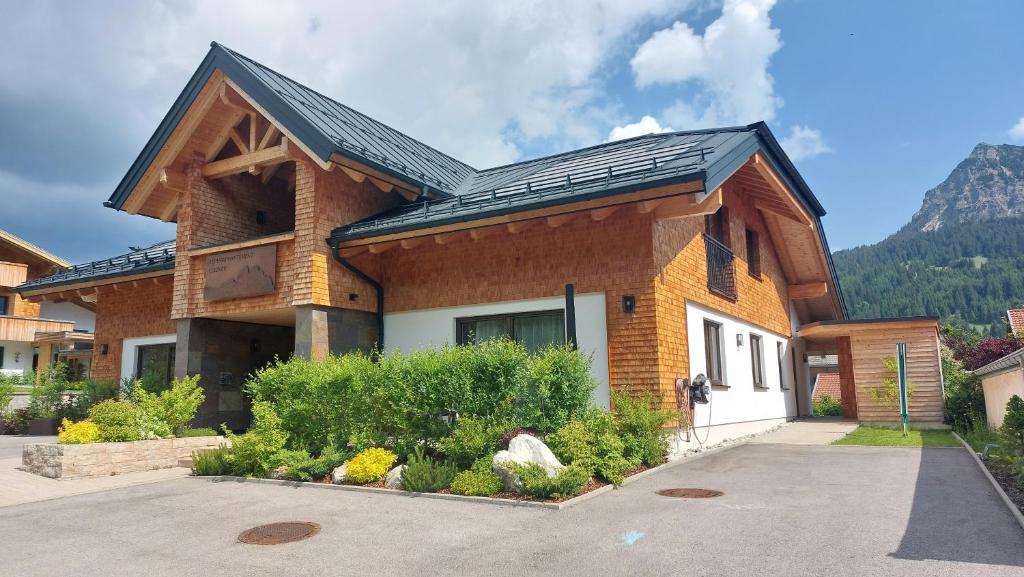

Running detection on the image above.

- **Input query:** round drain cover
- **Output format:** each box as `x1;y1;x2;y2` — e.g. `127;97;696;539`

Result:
656;488;723;498
238;522;320;545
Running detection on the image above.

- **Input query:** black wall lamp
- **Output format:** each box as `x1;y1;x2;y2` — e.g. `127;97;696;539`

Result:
622;295;636;314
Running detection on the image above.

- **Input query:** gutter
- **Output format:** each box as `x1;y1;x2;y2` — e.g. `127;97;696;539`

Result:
329;241;384;350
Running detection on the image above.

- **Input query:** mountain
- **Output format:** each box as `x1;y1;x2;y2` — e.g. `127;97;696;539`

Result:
835;143;1024;335
904;143;1024;233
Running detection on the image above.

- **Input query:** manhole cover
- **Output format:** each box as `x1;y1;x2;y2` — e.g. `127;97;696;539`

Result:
656;488;723;498
238;522;320;545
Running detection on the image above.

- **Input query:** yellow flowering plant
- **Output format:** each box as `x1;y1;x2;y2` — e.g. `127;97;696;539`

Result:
58;418;100;444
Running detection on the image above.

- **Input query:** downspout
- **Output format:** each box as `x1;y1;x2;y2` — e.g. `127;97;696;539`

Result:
329;242;384;350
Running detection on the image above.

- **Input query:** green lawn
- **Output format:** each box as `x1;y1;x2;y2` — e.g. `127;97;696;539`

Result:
832;425;961;448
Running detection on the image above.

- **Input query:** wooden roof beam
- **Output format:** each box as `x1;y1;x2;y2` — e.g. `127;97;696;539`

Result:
590;206;619;221
654;188;723;221
506;220;536;234
789;281;828;299
367;241;399;254
399;237;428;249
750;152;813;226
546;213;575;228
201;138;290;179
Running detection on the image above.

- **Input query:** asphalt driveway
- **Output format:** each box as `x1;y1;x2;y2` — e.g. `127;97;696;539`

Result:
1;443;1021;576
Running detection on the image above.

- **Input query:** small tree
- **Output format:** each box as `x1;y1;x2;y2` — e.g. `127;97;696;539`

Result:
868;356;914;412
1000;395;1024;452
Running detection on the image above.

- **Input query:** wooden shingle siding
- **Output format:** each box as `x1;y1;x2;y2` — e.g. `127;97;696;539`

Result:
850;327;944;423
91;278;175;384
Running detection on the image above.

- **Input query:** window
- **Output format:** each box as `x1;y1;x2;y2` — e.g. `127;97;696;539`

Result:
705;206;730;247
746;229;761;279
703;320;724;386
776;341;786;389
456;310;565;354
0;295;8;315
136;343;176;389
750;334;765;387
0;346;4;369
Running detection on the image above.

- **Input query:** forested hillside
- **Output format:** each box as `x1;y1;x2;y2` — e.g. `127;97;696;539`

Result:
833;217;1024;334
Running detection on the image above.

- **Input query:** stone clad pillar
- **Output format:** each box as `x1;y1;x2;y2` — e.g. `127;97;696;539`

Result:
294;305;378;359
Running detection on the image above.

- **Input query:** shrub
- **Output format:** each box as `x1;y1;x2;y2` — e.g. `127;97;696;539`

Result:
224;402;289;478
437;416;503;470
279;446;347;482
868;356;914;410
400;447;456;492
942;352;986;431
450;458;503;497
612;389;673;467
58;418;100;444
88;400;143;442
1000;395;1024;453
812;394;843;417
0;376;13;413
179;427;219;438
528;345;596;432
512;462;591;499
547;412;630;484
131;376;205;435
191;445;231;476
344;447;398;484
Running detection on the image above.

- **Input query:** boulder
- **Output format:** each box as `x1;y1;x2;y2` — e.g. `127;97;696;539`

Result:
267;466;289;480
384;465;406;490
331;464;348;484
492;434;565;493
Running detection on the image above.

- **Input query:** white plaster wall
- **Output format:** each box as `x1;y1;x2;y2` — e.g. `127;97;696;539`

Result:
981;367;1024;429
384;293;610;408
120;334;176;382
40;301;96;332
0;340;34;376
677;301;796;452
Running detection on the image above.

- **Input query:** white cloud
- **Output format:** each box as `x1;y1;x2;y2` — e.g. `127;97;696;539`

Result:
631;0;782;128
606;115;675;142
779;125;832;161
1010;117;1024;141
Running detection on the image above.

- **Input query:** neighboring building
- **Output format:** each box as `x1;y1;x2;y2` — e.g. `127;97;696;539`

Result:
974;346;1024;429
0;230;95;380
1007;308;1024;336
811;372;842;403
17;43;946;439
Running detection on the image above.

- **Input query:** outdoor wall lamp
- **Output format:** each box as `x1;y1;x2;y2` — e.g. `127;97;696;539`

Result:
622;295;636;314
100;344;109;355
736;333;744;347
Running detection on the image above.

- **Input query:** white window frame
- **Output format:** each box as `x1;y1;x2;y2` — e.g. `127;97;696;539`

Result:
120;334;177;383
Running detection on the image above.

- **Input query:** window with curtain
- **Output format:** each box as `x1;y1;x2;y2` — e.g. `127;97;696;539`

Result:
456;310;565;354
703;319;724;385
750;333;765;387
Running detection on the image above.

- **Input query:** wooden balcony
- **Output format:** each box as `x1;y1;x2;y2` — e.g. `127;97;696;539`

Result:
704;234;736;300
0;316;75;342
0;261;28;288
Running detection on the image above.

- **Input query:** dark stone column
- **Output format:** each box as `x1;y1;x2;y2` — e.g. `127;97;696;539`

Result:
294;305;378;359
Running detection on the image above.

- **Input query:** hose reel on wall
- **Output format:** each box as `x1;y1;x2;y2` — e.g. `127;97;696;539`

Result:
674;373;712;447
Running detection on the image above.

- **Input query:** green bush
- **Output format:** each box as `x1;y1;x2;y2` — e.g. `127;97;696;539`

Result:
812;393;844;417
344;447;398;484
1000;395;1024;453
179;427;219;438
450;458;504;497
88;400;144;442
278;446;347;482
512;462;591;499
942;353;986;432
224;402;289;478
436;416;503;470
131;375;205;435
245;341;596;456
0;376;13;413
547;412;630;484
191;445;231;476
400;447;456;492
612;389;673;467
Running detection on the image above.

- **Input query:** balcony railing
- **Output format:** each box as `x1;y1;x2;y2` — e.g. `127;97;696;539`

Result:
704;234;736;300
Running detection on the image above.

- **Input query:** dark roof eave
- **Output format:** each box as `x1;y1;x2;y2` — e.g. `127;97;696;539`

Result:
15;262;176;294
329;171;706;246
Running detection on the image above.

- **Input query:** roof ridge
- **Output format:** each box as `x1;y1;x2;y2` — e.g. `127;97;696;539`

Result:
214;43;478;176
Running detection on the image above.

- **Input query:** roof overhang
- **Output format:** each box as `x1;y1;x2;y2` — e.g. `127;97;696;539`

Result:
798;316;940;339
17;268;174;299
0;230;70;269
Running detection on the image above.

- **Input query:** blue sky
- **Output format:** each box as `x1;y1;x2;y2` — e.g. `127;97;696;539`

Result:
1;0;1022;263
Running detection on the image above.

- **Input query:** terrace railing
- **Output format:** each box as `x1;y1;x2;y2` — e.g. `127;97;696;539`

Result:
704;234;736;300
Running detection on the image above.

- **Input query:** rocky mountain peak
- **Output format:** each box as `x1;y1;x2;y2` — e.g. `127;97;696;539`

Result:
905;143;1024;233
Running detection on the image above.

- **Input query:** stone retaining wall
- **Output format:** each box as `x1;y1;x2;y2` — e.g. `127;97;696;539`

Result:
22;436;226;479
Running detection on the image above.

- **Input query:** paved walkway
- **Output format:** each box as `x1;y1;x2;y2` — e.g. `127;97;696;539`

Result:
1;442;1021;576
0;435;190;508
748;417;859;445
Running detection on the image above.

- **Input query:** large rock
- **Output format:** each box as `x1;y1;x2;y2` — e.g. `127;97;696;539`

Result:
384;465;406;490
331;464;348;484
492;434;564;493
267;466;289;480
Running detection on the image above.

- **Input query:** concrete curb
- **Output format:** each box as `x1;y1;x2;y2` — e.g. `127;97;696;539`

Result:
194;440;748;511
952;431;1024;533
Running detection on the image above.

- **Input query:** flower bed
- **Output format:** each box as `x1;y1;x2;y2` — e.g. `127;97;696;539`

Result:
23;436;226;479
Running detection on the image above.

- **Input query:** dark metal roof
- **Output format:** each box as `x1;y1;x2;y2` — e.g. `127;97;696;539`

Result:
17;240;176;292
106;43;474;211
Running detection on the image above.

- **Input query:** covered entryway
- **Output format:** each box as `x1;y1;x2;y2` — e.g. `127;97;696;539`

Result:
796;317;945;426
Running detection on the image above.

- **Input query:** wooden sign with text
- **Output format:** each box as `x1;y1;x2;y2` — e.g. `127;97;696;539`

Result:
204;244;277;301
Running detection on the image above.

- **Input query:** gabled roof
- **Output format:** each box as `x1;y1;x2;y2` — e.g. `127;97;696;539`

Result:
1008;309;1024;335
17;240;176;293
973;345;1024;378
0;229;70;269
812;373;842;401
